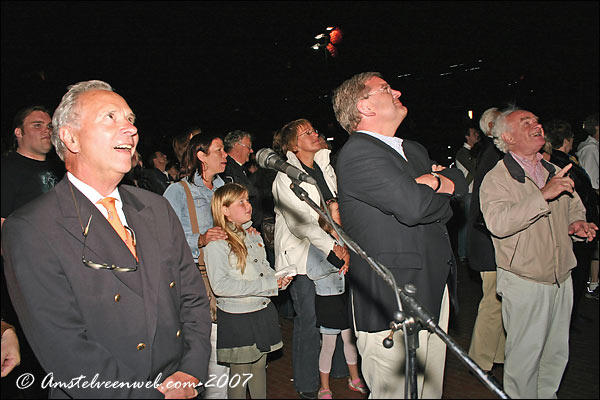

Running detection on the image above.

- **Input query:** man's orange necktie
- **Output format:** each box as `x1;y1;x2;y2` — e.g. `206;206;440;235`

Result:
97;197;137;260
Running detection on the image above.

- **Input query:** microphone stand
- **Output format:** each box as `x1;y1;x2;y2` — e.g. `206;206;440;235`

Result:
288;180;509;399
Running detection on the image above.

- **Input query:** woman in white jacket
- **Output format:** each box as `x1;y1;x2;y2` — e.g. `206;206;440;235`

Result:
272;118;348;398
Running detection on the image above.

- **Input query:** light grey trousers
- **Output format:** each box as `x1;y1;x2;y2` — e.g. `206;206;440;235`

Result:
496;269;573;399
202;323;230;399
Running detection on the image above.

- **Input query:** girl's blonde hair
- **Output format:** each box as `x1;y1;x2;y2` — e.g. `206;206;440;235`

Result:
211;183;249;273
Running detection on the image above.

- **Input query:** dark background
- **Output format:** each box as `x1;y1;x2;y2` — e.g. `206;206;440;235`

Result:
2;1;598;164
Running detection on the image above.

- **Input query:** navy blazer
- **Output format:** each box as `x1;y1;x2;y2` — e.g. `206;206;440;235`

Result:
2;177;211;398
144;167;171;195
467;135;504;272
336;132;465;332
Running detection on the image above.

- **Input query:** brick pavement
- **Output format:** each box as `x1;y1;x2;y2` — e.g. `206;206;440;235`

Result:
267;263;599;399
266;318;366;399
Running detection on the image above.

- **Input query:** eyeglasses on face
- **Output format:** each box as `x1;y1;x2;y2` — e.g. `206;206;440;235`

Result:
365;84;393;98
298;128;319;138
236;141;253;150
81;215;138;272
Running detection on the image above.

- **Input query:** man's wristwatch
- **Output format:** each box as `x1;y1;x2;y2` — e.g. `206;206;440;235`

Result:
431;172;441;192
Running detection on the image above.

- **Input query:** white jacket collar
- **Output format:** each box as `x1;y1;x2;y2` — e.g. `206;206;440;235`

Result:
285;149;331;170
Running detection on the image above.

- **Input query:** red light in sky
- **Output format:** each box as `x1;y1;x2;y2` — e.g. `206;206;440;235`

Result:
326;43;338;57
329;28;343;44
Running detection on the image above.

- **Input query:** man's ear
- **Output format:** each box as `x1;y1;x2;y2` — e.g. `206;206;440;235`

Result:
501;132;513;145
356;99;375;117
14;127;23;140
60;126;80;154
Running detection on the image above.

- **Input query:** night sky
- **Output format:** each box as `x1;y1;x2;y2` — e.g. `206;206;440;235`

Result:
2;1;598;163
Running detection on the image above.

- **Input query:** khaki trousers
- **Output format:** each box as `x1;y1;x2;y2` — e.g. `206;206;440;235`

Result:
355;286;449;399
468;271;506;371
496;269;573;399
228;354;267;399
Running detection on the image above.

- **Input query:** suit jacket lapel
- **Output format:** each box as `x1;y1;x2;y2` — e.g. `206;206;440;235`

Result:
352;132;426;178
55;178;90;244
55;178;144;297
402;140;431;175
120;187;160;344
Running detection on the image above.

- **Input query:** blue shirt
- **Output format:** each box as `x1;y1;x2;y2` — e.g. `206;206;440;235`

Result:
163;172;225;262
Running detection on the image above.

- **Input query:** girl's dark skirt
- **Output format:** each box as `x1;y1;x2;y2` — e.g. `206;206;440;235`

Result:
315;290;350;331
216;301;282;364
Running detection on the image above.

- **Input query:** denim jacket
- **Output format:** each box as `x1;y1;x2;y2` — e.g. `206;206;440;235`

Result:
163;173;224;262
204;222;278;314
306;245;345;296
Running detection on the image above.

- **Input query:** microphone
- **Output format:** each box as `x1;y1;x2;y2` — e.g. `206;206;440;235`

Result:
256;148;317;185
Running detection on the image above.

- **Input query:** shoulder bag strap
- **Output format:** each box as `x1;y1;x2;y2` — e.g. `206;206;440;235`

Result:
180;181;216;320
179;180;200;234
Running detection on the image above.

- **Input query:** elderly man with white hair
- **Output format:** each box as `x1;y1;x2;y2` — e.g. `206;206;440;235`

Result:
480;107;597;398
465;107;506;375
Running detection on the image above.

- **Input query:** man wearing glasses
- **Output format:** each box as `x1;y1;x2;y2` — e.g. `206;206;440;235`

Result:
2;80;211;398
332;72;466;398
222;130;264;232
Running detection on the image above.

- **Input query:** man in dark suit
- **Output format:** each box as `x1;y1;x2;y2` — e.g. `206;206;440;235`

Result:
145;150;171;195
466;107;506;373
2;80;211;398
222;130;263;231
332;72;466;398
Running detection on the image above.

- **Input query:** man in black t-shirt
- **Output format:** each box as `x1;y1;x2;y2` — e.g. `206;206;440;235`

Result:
1;105;65;223
1;152;65;218
1;105;64;399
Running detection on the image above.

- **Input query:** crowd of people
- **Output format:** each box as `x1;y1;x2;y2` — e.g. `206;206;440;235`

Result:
453;108;599;398
1;73;598;400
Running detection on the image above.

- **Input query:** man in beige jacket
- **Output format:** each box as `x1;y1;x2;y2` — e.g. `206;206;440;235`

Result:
480;107;597;398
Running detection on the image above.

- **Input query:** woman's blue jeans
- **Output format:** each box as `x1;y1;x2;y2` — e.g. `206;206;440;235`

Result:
289;274;320;393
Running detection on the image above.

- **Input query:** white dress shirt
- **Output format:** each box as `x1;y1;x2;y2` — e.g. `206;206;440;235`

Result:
357;130;408;161
67;172;130;227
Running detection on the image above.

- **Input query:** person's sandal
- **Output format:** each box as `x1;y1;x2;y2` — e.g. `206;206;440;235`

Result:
318;388;333;399
348;378;367;394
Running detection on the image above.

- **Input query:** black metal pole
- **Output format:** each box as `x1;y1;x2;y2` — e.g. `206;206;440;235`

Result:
288;181;509;399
